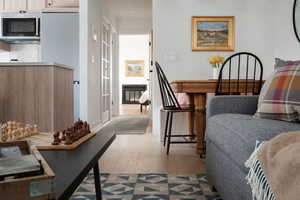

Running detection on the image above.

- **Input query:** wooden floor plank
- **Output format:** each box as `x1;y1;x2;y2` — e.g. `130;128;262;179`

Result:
99;121;206;174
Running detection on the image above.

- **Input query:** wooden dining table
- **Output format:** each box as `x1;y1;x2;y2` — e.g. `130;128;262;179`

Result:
171;80;263;155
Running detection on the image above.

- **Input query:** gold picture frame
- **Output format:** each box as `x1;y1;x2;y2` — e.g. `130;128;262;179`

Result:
125;60;145;77
192;16;235;51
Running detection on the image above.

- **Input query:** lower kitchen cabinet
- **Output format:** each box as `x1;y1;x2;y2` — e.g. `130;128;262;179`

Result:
0;63;74;132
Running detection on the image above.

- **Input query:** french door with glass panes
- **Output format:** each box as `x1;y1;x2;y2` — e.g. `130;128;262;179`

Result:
101;23;112;123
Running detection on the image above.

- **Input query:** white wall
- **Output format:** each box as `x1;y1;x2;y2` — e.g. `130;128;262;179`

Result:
119;35;150;104
104;0;152;35
152;0;283;135
118;17;152;35
0;44;40;62
273;0;300;60
80;0;100;128
80;0;118;130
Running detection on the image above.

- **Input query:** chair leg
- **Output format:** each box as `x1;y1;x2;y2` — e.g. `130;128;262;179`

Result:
163;112;170;146
140;104;143;113
166;112;173;155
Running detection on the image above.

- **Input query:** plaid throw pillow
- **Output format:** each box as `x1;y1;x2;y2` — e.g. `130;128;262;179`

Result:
275;58;300;69
255;61;300;122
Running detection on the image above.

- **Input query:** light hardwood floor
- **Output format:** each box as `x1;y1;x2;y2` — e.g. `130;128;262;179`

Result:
99;121;206;174
119;104;150;116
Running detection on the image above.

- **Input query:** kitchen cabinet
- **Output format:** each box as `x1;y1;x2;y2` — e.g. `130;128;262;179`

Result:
0;0;4;11
4;0;27;12
27;0;46;11
0;0;78;13
0;63;74;132
46;0;78;8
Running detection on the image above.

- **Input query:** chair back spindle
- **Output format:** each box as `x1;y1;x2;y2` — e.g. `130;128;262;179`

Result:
215;52;263;96
155;62;181;110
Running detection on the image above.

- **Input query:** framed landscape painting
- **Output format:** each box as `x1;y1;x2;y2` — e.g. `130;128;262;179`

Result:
192;16;235;51
125;60;145;77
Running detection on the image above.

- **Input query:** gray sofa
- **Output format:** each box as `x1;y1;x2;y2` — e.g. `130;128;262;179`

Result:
205;96;300;200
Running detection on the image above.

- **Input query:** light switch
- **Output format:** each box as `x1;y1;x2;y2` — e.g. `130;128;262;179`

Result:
93;33;98;41
164;52;177;62
92;25;98;41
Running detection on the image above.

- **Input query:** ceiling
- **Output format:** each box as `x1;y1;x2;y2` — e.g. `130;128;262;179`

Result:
104;0;152;20
104;0;152;34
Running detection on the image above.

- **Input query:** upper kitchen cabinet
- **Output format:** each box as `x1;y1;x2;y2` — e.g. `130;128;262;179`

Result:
27;0;46;11
0;0;4;11
0;0;78;13
46;0;79;10
3;0;27;12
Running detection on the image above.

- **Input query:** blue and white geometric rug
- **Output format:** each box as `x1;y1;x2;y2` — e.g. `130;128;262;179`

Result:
71;173;221;200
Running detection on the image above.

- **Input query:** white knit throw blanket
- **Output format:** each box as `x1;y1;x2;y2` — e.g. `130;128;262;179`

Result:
245;131;300;200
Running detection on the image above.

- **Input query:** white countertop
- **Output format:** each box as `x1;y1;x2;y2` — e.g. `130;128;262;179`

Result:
0;62;73;70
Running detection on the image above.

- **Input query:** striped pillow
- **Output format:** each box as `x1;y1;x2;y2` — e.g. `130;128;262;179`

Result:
255;60;300;122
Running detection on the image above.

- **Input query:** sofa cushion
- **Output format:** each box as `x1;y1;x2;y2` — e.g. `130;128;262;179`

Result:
206;114;300;173
255;62;300;122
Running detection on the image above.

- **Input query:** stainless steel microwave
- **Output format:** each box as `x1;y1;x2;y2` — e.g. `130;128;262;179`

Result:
0;13;40;40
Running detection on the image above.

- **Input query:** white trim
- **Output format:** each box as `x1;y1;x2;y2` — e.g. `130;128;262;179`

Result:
79;0;88;121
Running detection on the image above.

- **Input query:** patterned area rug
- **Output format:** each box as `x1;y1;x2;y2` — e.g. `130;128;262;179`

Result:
71;173;221;200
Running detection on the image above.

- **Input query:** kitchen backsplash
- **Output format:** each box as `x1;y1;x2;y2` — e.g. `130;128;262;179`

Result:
0;44;40;62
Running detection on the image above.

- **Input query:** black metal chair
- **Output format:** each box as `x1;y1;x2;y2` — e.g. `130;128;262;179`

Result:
155;62;196;155
216;52;263;95
140;100;151;113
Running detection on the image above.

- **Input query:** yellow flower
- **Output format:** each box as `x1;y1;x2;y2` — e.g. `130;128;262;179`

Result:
211;56;218;63
219;56;225;63
208;57;215;64
209;55;225;68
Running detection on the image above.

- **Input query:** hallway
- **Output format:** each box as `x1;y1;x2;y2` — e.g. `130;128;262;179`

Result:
119;104;150;115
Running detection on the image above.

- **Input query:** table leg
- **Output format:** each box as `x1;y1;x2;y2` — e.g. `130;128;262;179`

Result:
93;162;102;200
194;94;207;155
187;94;194;136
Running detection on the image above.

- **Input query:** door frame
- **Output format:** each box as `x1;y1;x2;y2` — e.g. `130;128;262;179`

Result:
117;33;153;116
111;29;119;117
101;20;112;123
101;17;119;123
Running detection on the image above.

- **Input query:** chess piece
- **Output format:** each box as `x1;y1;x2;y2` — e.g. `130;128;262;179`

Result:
52;131;61;145
1;135;7;142
59;120;92;145
61;131;66;141
65;131;73;145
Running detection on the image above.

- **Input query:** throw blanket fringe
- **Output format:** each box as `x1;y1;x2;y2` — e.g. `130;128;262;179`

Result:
245;141;276;200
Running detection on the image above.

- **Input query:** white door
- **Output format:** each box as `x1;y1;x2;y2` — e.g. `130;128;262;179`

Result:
27;0;46;11
4;0;27;11
101;23;112;123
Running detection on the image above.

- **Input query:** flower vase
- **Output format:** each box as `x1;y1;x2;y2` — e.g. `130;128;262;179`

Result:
213;68;219;79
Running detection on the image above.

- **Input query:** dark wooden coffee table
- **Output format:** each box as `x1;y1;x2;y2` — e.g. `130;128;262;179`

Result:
40;125;116;200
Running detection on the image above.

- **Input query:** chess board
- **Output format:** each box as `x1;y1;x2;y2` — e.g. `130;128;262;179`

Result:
26;132;96;150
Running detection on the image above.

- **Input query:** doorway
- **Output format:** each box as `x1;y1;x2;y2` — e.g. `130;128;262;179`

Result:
118;34;152;116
